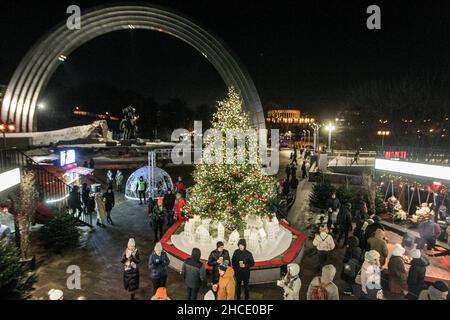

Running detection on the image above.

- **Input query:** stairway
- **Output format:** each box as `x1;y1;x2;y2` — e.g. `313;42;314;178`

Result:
0;148;93;227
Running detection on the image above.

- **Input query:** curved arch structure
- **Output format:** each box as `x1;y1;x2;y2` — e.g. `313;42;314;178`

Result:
1;3;265;132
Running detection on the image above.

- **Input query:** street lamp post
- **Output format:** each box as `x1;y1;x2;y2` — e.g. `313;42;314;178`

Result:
325;123;335;152
310;123;321;153
377;130;391;148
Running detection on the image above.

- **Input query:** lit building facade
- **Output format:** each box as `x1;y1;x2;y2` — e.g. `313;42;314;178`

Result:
266;109;315;126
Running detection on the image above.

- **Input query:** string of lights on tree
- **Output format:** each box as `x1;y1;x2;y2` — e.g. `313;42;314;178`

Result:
182;87;276;231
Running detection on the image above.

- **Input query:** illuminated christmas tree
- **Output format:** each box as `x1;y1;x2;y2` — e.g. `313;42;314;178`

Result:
183;87;276;231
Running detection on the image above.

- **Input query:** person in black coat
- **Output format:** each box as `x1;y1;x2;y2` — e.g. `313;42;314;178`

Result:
301;161;307;179
163;189;176;227
103;186;115;225
182;248;207;300
364;215;384;241
151;201;167;242
121;238;140;300
326;193;341;231
68;185;83;218
337;202;353;245
81;183;90;214
207;241;231;284
232;239;255;300
341;236;362;296
148;242;170;294
406;249;430;300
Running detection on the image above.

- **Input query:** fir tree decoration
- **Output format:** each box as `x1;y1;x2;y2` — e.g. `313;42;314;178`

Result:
183;88;276;231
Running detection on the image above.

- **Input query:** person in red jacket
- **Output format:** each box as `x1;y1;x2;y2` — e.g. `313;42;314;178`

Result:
173;192;187;221
175;176;186;195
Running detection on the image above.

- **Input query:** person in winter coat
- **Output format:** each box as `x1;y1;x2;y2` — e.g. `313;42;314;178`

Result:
215;262;236;300
148;242;170;294
418;217;441;250
307;264;339;300
326;193;341;232
163;189;176;226
106;170;114;187
342;236;363;296
173;192;186;221
367;228;389;267
136;176;147;205
279;263;301;300
388;244;408;294
103;186;115;225
406;249;430;300
337;202;353;246
312;225;335;269
290;175;299;192
151;201;167;242
182;248;206;300
81;183;90;214
418;281;449;300
207;241;231;284
364;215;385;240
115;170;124;192
68;185;83;218
121;238;140;300
285;164;291;182
359;250;383;300
232;239;255;300
94;187;107;227
301;161;307;179
355;198;369;221
175;176;186;196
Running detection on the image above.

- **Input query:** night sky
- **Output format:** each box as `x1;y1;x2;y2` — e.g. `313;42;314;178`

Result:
1;0;450;123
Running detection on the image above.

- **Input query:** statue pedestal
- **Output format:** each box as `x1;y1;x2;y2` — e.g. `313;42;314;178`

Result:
160;220;307;284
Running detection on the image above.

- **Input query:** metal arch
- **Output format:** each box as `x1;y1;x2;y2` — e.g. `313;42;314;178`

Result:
1;3;265;132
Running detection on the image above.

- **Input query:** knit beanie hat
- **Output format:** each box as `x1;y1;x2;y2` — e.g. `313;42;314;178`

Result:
410;249;421;259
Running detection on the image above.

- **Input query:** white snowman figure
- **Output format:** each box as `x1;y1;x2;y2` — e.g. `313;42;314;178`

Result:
184;220;196;243
228;230;240;247
217;222;225;242
196;224;210;246
249;230;260;253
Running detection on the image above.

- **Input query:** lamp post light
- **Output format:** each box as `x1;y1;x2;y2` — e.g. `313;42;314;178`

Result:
325;123;335;152
306;129;311;145
310;123;321;153
0;121;16;150
377;130;391;148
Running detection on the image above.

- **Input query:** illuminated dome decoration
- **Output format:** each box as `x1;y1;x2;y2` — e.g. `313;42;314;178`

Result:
125;166;174;200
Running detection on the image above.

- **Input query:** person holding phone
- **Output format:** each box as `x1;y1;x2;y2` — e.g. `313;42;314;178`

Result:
231;239;254;300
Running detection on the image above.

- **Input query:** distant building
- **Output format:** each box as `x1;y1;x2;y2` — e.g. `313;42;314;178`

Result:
266;108;315;127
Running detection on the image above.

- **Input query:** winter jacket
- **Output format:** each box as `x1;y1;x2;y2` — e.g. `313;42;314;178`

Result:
150;204;167;229
231;239;255;276
95;192;107;220
337;205;353;231
173;198;186;221
69;189;82;208
365;221;384;240
103;191;115;211
388;255;407;291
360;261;381;294
148;251;170;279
282;263;301;300
367;229;388;266
418;286;448;300
306;265;339;300
207;249;231;283
418;220;441;240
342;237;362;281
163;193;175;212
182;258;206;289
312;232;335;252
407;257;429;299
121;249;140;292
217;267;236;300
175;181;186;193
326;197;341;211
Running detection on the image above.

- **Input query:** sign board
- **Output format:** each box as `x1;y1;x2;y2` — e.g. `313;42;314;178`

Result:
60;149;76;166
0;168;21;193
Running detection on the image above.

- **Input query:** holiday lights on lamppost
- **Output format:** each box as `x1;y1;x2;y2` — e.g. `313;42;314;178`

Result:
325;123;335;152
377;130;390;148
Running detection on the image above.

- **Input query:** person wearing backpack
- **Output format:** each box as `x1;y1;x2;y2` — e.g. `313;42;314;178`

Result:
312;225;335;270
336;202;353;246
418;216;441;251
307;264;339;300
341;236;362;296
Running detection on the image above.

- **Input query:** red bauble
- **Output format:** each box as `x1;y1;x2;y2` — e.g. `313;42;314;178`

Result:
210;198;215;204
227;204;234;209
246;197;251;202
240;211;246;217
253;193;259;199
187;207;192;212
233;169;241;175
262;197;267;203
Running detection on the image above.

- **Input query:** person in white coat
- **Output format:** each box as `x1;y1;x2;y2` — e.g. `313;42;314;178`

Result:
359;250;383;299
313;225;335;269
279;263;301;300
307;264;339;300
